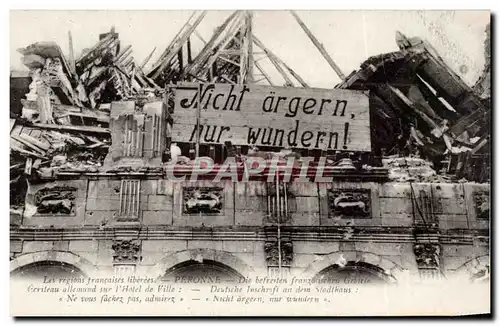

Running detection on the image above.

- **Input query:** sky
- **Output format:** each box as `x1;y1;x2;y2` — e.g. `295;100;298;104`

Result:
9;10;490;88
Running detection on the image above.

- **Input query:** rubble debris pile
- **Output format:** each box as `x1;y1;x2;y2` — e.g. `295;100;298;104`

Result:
337;31;490;183
10;118;109;176
18;27;161;111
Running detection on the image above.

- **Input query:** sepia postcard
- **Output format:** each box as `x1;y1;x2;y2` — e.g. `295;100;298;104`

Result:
9;9;491;316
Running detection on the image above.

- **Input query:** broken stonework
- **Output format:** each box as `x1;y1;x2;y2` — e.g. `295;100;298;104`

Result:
105;100;166;167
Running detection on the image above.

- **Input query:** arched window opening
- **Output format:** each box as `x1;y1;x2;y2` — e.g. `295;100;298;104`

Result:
313;261;393;286
11;260;85;280
161;260;244;284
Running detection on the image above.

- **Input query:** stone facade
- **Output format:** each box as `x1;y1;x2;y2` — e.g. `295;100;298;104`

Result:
10;173;489;284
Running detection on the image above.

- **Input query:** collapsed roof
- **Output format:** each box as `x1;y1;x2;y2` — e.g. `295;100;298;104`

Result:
337;31;490;181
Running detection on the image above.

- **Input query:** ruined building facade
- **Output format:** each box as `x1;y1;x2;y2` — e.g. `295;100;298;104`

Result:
10;99;490;285
10;14;490;287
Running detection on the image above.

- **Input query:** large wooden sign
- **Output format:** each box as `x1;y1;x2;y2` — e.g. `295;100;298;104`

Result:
171;83;371;151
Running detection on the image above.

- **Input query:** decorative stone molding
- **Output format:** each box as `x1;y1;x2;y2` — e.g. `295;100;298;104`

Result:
264;238;293;267
183;187;223;215
328;188;371;218
112;240;141;264
413;243;441;269
34;186;77;215
473;191;490;220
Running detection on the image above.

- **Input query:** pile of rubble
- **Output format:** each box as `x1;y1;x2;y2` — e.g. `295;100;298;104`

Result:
11;29;166;160
19;27;161;109
381;156;459;183
338;31;490;183
10;27;168;209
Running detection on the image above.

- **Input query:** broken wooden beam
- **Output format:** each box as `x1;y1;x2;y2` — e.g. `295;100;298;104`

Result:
116;45;133;62
388;85;441;132
76;32;115;64
254;36;309;87
55;112;110;125
24;158;33;175
140;47;156;69
254;60;274;85
449;107;490;138
31;123;110;134
10;135;46;156
151;11;208;80
290;10;345;80
471;136;489;154
33;159;42;169
193;29;207;44
180;11;239;80
68;31;76;78
18;133;51;152
218;55;240;67
10;144;46;159
254;38;294;86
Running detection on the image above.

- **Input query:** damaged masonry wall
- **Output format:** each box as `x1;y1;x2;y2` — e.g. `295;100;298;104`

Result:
11;178;489;279
104;100;167;167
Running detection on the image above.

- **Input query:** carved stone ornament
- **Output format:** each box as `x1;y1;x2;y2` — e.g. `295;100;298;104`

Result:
183;187;223;215
34;186;77;215
328;188;371;218
264;239;294;267
474;191;490;220
413;243;441;268
112;240;141;264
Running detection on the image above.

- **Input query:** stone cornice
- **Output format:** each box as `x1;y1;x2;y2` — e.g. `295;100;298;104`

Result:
45;165;390;182
10;225;485;245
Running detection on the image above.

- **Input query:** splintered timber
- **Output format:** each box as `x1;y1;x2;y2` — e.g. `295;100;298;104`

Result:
172;83;371;151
